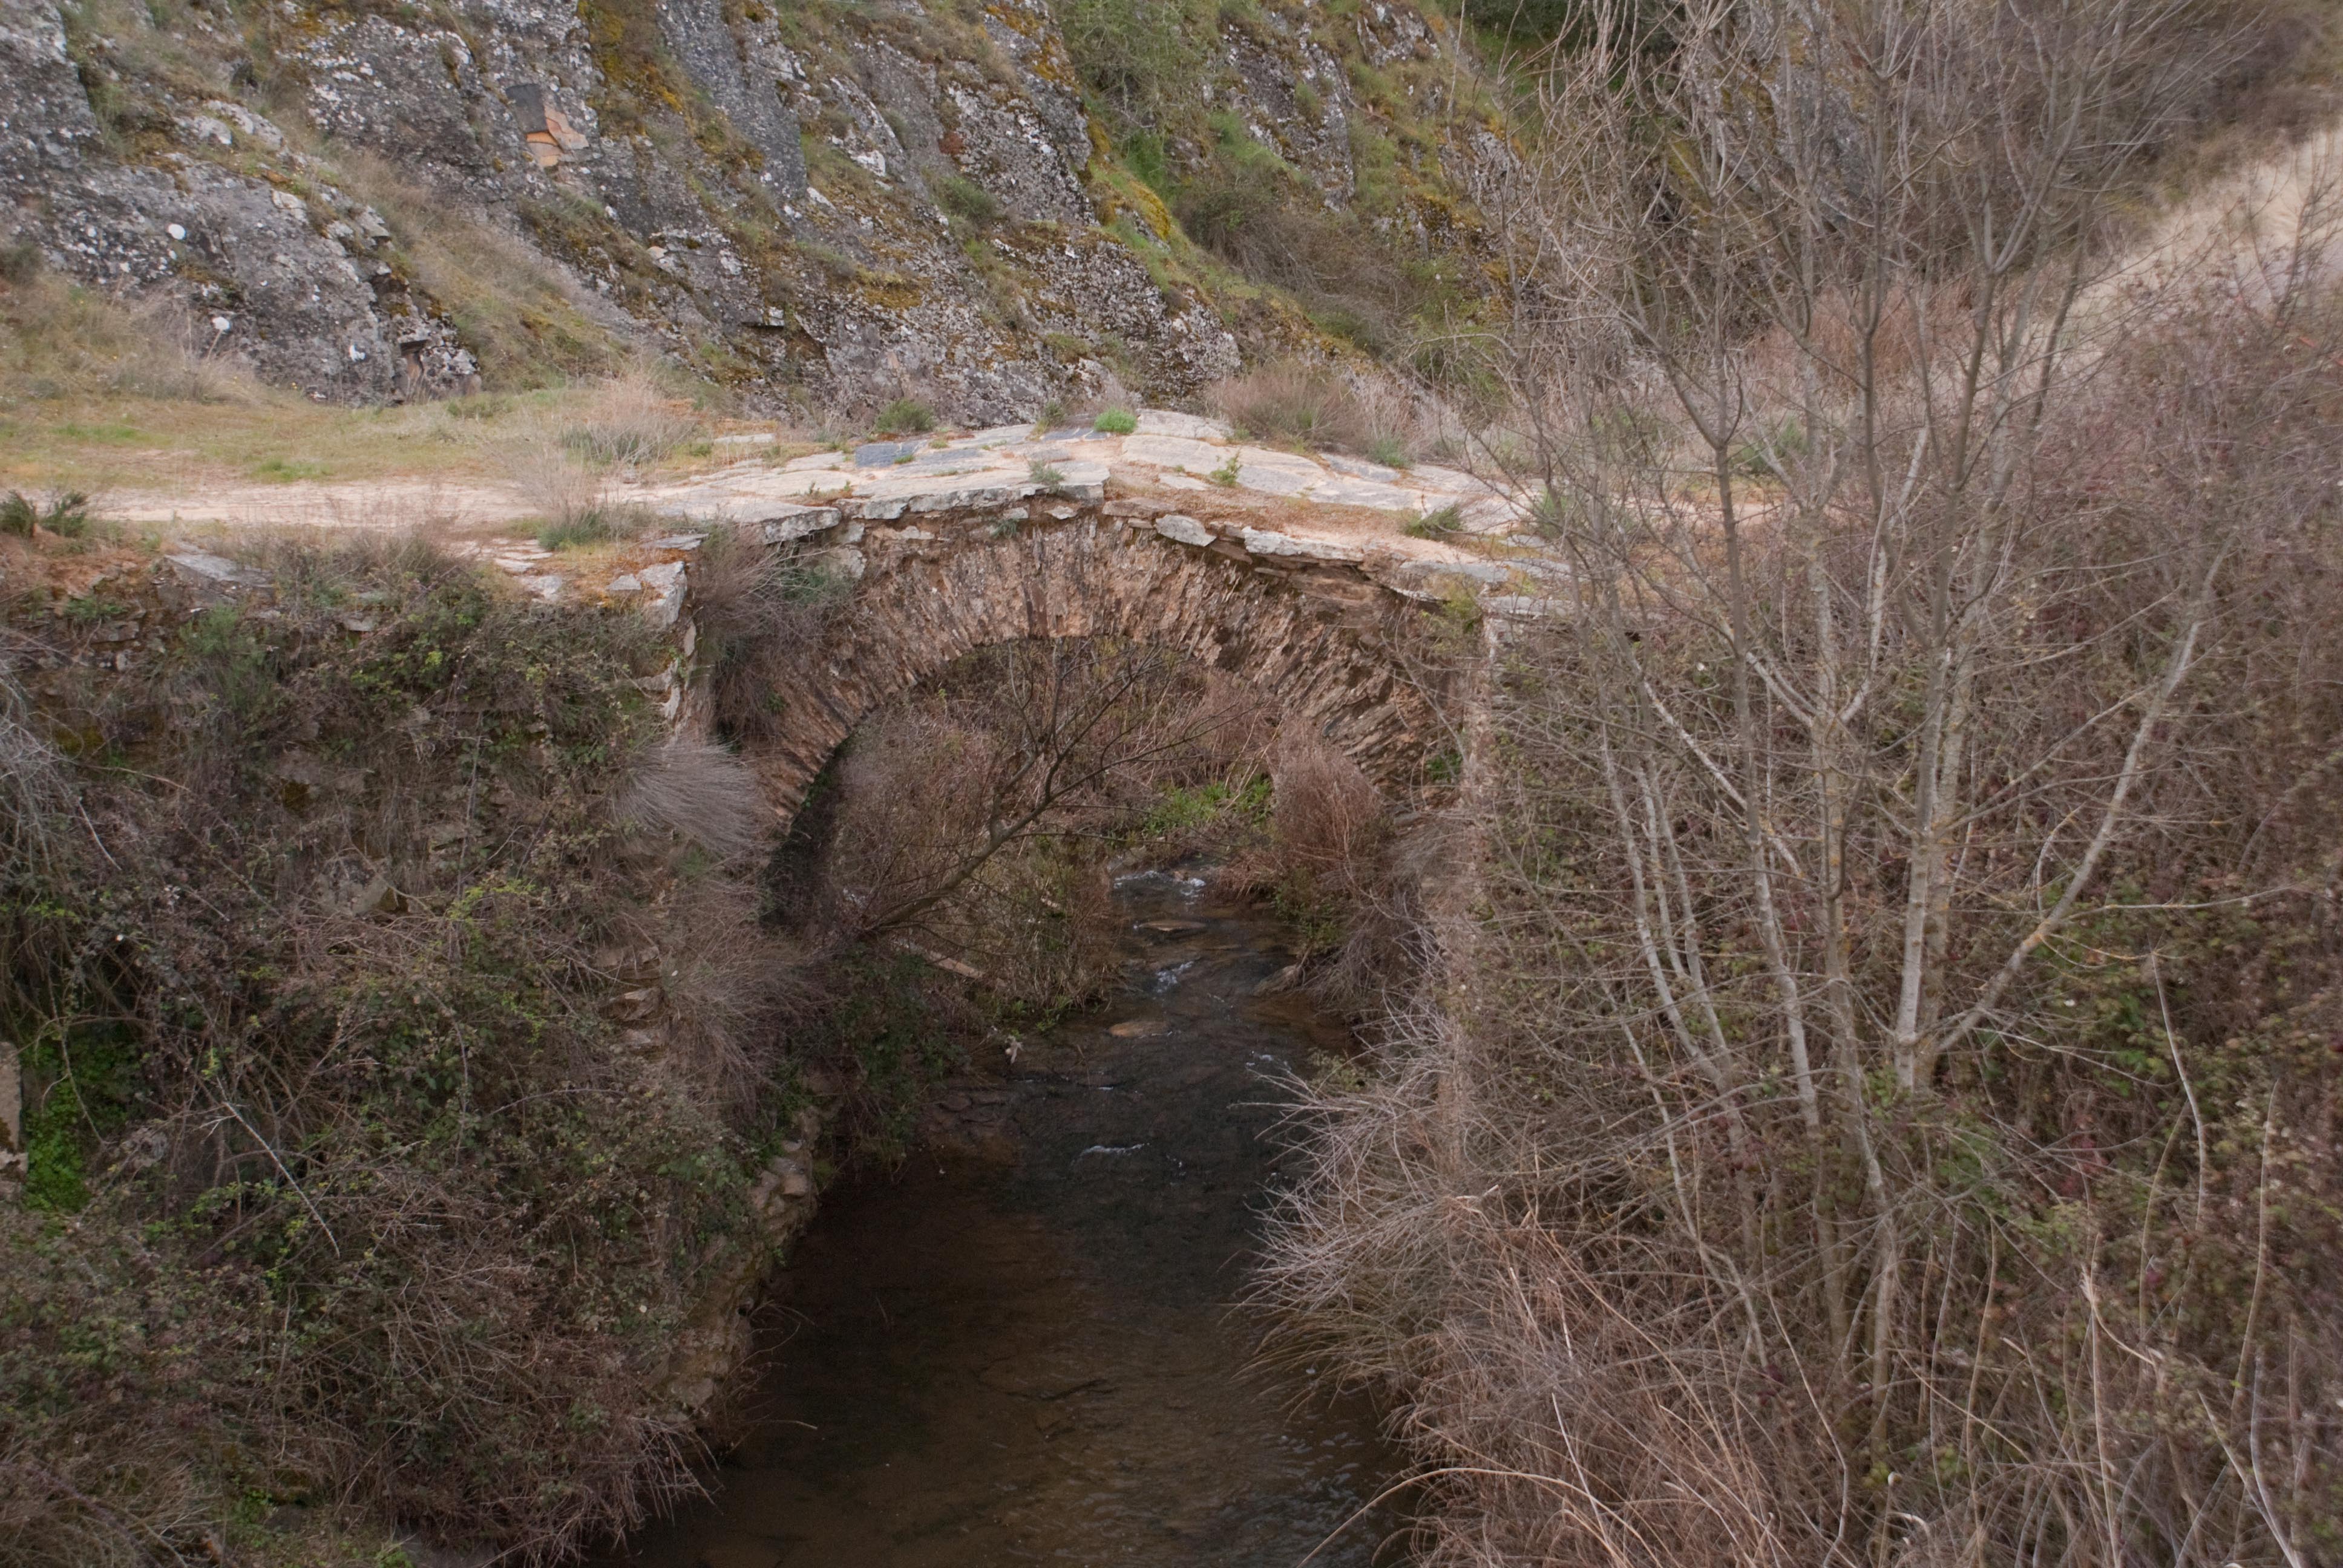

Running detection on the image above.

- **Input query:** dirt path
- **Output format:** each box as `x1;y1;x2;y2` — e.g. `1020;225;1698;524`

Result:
105;477;534;535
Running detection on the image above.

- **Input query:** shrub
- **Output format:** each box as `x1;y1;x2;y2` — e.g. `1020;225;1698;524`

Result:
0;538;807;1561
1052;0;1203;132
1260;6;2343;1563
1175;131;1423;361
1402;503;1462;538
0;491;90;538
873;396;935;436
1220;724;1402;998
563;372;698;469
1092;406;1138;434
1208;361;1363;449
802;639;1256;1021
1728;414;1807;479
1525;487;1568;539
0;236;39;286
537;505;649;550
934;174;1003;226
251;456;327;481
690;524;851;741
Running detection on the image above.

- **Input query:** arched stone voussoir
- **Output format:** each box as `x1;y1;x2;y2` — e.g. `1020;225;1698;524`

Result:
740;506;1452;826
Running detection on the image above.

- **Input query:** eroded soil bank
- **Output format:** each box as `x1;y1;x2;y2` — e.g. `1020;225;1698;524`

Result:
600;867;1406;1567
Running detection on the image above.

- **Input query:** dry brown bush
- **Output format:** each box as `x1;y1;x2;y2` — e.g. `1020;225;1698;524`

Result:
1221;723;1420;1005
1210;360;1364;448
621;737;767;863
691;524;851;742
1261;2;2343;1563
752;628;1363;1033
567;372;700;470
1263;725;1384;888
801;639;1260;1007
504;428;608;529
0;535;801;1565
1208;360;1433;463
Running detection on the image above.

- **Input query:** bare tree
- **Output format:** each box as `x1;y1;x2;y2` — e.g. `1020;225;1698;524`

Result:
1263;2;2343;1563
808;638;1269;1001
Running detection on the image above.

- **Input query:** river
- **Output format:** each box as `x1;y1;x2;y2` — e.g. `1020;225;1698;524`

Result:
598;866;1409;1568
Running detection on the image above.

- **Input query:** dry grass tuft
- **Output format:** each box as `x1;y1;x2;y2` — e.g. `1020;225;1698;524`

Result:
1210;360;1366;450
1208;359;1438;465
0;264;261;407
503;431;604;525
621;738;767;863
566;373;701;470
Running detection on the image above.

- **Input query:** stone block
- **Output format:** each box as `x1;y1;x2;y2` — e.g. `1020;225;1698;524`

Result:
1134;408;1234;442
1155;514;1214;547
1232;465;1312;498
759;506;842;543
1120;434;1226;472
1240;528;1364;563
1395;558;1511;585
165;550;267;592
1323;452;1404;483
1409;463;1488;493
1311;477;1421;511
1484;593;1567;620
636;561;686;627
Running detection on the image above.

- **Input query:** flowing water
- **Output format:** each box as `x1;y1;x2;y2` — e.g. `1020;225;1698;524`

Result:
601;869;1407;1568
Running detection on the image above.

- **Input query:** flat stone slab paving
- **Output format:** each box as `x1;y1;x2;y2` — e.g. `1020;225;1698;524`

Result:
113;407;1526;551
136;406;1562;629
628;407;1524;540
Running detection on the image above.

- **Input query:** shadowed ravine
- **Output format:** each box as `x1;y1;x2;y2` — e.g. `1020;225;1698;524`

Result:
598;869;1406;1567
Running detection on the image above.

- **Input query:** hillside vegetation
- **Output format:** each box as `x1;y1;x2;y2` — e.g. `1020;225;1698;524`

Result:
0;537;818;1564
1259;1;2343;1564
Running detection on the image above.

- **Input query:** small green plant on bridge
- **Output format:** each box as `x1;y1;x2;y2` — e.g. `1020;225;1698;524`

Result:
1403;502;1462;538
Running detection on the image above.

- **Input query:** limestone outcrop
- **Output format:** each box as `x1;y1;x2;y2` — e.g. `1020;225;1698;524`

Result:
0;0;1501;417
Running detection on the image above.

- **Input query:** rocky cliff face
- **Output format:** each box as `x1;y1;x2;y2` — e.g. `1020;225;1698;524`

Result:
0;0;1499;421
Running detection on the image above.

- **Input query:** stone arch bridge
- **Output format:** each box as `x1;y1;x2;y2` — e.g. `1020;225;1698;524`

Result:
674;489;1469;822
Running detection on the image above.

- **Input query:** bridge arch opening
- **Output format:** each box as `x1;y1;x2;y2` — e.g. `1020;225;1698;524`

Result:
760;630;1394;1010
